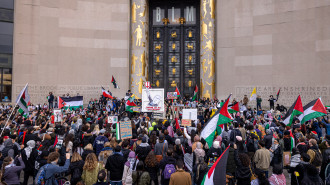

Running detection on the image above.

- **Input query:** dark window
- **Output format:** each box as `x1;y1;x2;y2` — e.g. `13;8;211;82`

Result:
0;0;14;10
0;8;14;22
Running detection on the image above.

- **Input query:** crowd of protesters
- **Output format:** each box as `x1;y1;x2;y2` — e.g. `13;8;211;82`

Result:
0;91;328;185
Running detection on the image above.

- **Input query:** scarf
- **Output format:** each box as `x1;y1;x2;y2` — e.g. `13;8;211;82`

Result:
125;157;138;171
24;146;33;160
5;163;15;169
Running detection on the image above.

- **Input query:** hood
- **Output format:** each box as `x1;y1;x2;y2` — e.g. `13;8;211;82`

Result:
4;139;13;147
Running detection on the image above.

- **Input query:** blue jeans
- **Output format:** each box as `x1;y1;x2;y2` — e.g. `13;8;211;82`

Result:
110;181;122;185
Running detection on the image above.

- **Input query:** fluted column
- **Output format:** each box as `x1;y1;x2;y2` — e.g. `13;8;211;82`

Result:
200;0;215;99
130;0;149;99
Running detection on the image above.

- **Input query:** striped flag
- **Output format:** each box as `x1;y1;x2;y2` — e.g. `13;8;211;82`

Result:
192;85;198;101
289;130;295;151
102;87;113;99
283;95;303;126
17;84;30;115
276;88;281;100
298;98;327;124
111;76;119;89
201;145;230;185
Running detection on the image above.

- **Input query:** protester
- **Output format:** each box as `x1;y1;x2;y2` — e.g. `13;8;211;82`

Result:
82;153;104;185
69;152;84;185
105;146;126;185
132;161;150;185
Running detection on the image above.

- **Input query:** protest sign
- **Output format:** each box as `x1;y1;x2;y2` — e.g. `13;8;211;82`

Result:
142;88;164;112
167;92;178;99
182;109;197;123
53;109;62;122
132;106;141;113
119;121;132;140
182;119;191;126
108;116;118;123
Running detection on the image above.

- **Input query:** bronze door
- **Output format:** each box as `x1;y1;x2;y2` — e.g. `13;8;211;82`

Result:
149;0;200;97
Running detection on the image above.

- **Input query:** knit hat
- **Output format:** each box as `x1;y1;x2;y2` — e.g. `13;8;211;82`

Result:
175;139;181;145
236;136;242;141
213;141;220;149
128;151;135;158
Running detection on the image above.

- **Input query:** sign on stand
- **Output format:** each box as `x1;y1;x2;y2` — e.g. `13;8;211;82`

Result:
108;116;118;123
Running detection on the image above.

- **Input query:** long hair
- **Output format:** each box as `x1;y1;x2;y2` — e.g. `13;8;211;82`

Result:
83;153;98;171
254;168;270;185
145;151;158;168
238;153;250;167
0;157;12;185
64;133;74;147
71;152;82;163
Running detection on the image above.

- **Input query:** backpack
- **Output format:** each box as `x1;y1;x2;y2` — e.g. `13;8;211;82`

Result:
311;149;322;167
35;164;49;185
163;164;176;179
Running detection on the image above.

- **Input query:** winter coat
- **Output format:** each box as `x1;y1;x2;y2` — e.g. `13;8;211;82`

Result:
271;145;282;166
146;164;159;181
135;143;151;162
263;134;273;149
93;136;108;156
82;162;104;185
122;165;133;185
154;142;168;157
289;154;301;168
2;157;25;185
21;147;38;172
168;169;191;185
234;150;251;181
1;139;18;160
254;148;270;171
105;152;126;181
226;147;236;174
132;171;151;185
44;159;70;185
69;160;84;185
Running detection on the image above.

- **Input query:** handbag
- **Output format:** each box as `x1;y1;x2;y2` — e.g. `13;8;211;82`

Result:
250;165;257;181
156;143;165;162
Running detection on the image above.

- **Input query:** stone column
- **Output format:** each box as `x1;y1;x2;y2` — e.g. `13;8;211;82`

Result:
130;0;149;99
200;0;215;99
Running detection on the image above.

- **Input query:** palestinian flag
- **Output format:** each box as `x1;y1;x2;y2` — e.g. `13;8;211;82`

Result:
59;96;83;110
276;88;281;100
228;102;239;113
283;95;303;126
201;145;230;185
201;94;233;147
326;106;330;110
126;95;137;112
111;76;119;89
175;86;180;97
102;87;113;99
298;98;327;124
17;84;30;115
289;130;295;151
192;85;198;101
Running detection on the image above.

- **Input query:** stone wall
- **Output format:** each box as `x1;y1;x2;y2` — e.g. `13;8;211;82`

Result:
13;0;130;104
216;0;330;107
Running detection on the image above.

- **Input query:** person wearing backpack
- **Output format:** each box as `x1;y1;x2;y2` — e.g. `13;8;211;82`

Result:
169;159;191;185
193;157;208;185
69;152;84;185
307;139;322;170
122;151;138;185
159;148;176;185
132;161;150;185
37;152;70;185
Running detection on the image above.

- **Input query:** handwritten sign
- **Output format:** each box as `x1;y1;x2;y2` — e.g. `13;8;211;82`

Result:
108;116;118;123
133;106;141;113
182;109;198;123
119;121;132;140
182;119;191;126
167;92;178;99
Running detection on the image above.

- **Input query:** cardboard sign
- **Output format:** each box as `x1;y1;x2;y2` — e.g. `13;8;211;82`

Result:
182;119;191;126
167;92;178;99
108;116;118;123
53;109;62;122
119;121;132;140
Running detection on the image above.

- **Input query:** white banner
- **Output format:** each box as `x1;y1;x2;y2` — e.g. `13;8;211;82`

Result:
182;109;198;123
142;88;164;112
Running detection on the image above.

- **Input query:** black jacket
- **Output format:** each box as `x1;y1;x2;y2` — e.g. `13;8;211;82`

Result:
234;149;251;180
21;148;38;171
226;147;236;174
121;148;130;161
23;133;41;146
271;146;282;166
135;143;151;162
105;153;126;181
82;149;94;161
264;134;273;149
69;160;85;185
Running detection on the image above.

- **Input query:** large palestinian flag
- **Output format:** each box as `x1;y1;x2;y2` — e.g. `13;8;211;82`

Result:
17;84;30;115
201;145;230;185
228;102;239;113
282;95;303;126
58;96;83;109
298;98;327;124
201;94;233;147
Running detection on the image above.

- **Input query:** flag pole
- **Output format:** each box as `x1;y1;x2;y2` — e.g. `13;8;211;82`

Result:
0;83;28;136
